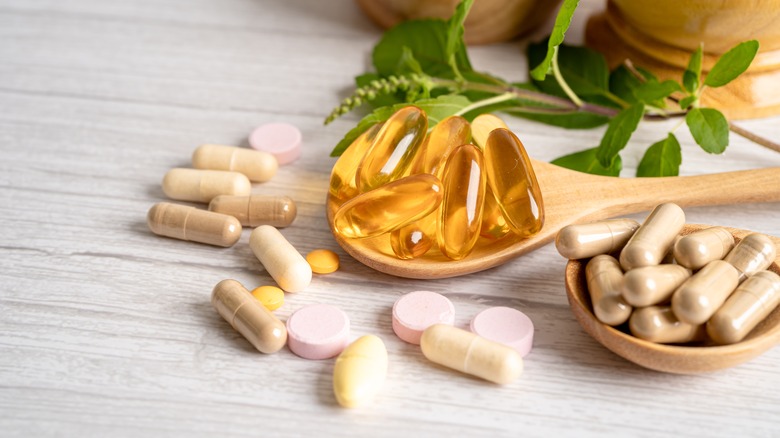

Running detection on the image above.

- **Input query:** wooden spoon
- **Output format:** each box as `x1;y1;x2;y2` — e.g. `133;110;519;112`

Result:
565;224;780;374
326;159;780;279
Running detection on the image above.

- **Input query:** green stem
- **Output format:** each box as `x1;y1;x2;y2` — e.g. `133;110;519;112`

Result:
551;47;584;107
454;92;517;116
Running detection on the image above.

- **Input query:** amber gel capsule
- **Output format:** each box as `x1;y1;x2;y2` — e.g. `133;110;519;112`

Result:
329;123;382;202
192;144;277;183
629;306;705;344
333;174;443;239
409;115;471;176
162;168;251;203
620;203;685;270
708;270;780;344
586;255;632;326
480;187;511;240
471;114;508;149
209;194;296;228
622;264;691;307
484;128;544;237
724;233;777;280
671;260;740;325
555;219;640;260
673;227;735;270
390;212;436;259
147;202;242;247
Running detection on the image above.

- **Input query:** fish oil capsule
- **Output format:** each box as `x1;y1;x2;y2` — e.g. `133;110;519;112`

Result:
192;144;277;182
329;123;383;202
211;279;287;353
484;128;544;237
622;264;692;307
162;168;251;203
209;195;296;228
249;225;312;293
673;227;735;270
471;114;508;149
147;202;242;247
619;203;685;270
357;106;428;191
438;144;487;260
390;213;436;259
480;188;511;240
671;260;740;325
629;305;705;344
420;324;523;385
556;219;641;260
333;174;443;239
333;335;388;408
707;270;780;344
410;115;471;176
724;233;777;280
586;255;632;326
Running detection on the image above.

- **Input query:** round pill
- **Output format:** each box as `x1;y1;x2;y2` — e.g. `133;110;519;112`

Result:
306;249;340;274
249;122;302;165
286;304;350;360
469;307;535;357
250;285;285;311
392;291;455;345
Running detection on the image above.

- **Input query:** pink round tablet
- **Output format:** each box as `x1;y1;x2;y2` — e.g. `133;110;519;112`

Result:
249;122;302;165
470;307;534;357
392;291;455;345
286;304;349;360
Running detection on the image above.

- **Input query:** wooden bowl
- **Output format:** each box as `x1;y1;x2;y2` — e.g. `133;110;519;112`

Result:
564;224;780;374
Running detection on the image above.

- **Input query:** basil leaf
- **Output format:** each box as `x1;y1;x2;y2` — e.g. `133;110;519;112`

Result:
683;44;703;93
595;105;644;167
530;43;610;99
678;95;697;110
552;147;622;176
637;133;682;177
633;80;681;103
704;40;759;88
445;0;474;76
508;110;609;129
530;0;580;80
686;108;729;154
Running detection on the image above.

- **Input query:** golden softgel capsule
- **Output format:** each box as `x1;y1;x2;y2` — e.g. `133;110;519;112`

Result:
329;123;382;202
471;114;508;149
480;187;511;240
162;168;251;203
390;213;436;259
192;144;277;182
409;115;471;177
147;202;242;247
209;194;296;228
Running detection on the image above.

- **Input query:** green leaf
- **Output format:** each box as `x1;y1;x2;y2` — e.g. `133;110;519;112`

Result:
398;46;423;75
529;43;610;99
636;133;682;177
508;110;609;129
530;0;580;80
552;147;622;176
633;80;681;103
686;107;729;154
679;95;697;110
704;40;759;88
445;0;474;77
595;104;644;166
683;44;703;93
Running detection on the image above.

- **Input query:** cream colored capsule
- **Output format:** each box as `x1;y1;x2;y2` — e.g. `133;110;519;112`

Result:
671;260;740;325
209;195;296;228
333;335;388;408
585;255;632;326
192;144;277;182
629;306;705;344
724;233;777;280
420;324;522;385
620;203;685;270
707;270;780;344
162;168;251;203
555;219;640;260
622;264;692;307
211;279;287;354
147;202;242;247
673;227;735;270
249;225;312;292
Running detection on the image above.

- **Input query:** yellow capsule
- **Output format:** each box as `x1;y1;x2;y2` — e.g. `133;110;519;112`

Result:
162;168;251;203
437;144;487;260
329;123;383;202
357;106;428;191
251;285;285;311
333;335;388;408
480;186;511;240
483;128;544;237
306;249;340;274
333;174;443;239
471;114;508;149
410;115;471;177
390;213;437;259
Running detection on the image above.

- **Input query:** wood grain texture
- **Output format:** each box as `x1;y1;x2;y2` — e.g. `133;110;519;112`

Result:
1;0;779;436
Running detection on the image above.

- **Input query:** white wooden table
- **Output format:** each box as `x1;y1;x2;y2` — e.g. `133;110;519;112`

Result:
2;0;779;436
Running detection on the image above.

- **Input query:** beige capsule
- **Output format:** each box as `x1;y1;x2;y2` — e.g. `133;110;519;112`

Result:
585;255;633;326
211;279;287;354
724;233;778;280
555;219;640;260
707;270;780;345
629;305;705;344
671;260;740;325
209;195;297;228
147;202;242;247
673;227;735;270
620;203;685;270
192;144;277;182
420;324;523;385
622;264;692;307
249;225;312;293
162;168;251;203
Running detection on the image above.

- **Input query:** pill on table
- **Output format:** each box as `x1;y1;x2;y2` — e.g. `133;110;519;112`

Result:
209;194;296;228
671;260;740;325
162;168;251;203
147;202;242;247
249;122;302;165
555;219;640;260
585;255;632;326
469;307;534;357
392;291;455;344
306;249;340;274
620;203;685;270
621;264;692;307
420;324;523;385
629;305;705;344
249;225;312;293
192;144;277;182
251;285;285;311
329;123;383;202
333;335;388;408
286;304;350;360
707;270;780;344
409;115;471;177
673;226;735;270
471;114;508;149
211;279;287;354
724;233;777;280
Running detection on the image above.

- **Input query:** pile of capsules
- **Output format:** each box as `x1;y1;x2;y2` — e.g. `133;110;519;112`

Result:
329;107;544;260
556;202;780;345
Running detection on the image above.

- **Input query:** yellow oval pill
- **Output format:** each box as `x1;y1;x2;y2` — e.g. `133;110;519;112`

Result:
306;249;340;274
251;285;285;311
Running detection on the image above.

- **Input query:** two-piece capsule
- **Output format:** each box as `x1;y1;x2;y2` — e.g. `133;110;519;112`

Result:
622;265;691;307
192;144;277;182
673;227;735;270
209;194;297;228
629;306;705;344
162;168;251;203
671;260;740;325
556;219;640;260
707;270;780;344
620;203;685;270
585;255;632;326
147;202;242;247
724;233;777;280
249;225;312;292
333;335;388;408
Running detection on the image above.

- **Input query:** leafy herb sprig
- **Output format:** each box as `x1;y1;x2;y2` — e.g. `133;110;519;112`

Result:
325;0;774;177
